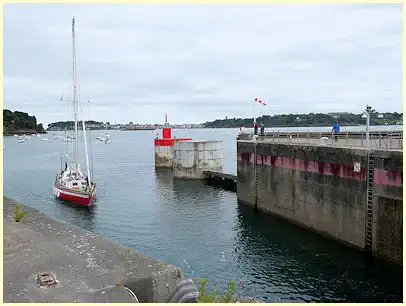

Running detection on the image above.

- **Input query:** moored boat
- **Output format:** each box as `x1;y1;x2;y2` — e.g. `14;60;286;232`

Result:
54;17;96;207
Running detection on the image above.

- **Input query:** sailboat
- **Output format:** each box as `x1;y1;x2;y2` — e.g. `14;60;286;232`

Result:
104;125;110;140
53;17;96;206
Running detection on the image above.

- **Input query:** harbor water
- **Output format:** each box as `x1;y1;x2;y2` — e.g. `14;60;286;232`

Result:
3;127;402;302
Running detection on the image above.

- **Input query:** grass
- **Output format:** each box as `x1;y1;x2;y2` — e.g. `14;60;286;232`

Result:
197;278;236;303
14;204;29;222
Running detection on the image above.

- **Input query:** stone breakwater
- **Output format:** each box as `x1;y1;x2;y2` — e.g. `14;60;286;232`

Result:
3;196;183;302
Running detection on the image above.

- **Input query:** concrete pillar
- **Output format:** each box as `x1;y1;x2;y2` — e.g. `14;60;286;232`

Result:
154;143;174;168
173;140;223;179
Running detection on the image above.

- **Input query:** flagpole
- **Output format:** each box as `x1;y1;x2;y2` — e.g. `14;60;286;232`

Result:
253;99;256;124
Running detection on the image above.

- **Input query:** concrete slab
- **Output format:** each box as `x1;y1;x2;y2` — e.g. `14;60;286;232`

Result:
3;197;183;302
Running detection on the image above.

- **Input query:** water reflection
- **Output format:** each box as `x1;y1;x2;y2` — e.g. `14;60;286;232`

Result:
4;129;402;302
154;168;174;192
53;198;96;233
233;202;402;302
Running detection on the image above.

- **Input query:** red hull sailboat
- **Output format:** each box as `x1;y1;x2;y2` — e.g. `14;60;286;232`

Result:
53;17;96;207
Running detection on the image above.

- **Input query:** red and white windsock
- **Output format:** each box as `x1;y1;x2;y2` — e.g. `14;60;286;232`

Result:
254;97;267;106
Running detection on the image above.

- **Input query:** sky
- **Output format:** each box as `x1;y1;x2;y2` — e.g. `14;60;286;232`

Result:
4;3;403;126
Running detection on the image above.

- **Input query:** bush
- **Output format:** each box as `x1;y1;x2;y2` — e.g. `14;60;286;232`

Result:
198;279;236;303
14;204;28;222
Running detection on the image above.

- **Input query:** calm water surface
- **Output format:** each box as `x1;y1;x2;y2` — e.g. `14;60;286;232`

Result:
3;127;402;302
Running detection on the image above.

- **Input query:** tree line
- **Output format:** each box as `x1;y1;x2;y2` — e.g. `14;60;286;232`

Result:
203;111;403;128
3;110;45;135
47;120;106;131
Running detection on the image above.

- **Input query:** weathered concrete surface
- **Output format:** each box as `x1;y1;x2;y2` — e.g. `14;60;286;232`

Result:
173;140;223;179
372;150;403;265
237;141;403;265
3;197;183;302
155;145;174;168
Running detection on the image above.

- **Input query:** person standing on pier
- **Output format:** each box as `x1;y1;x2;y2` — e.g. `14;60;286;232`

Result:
254;121;258;136
332;121;340;141
260;123;265;136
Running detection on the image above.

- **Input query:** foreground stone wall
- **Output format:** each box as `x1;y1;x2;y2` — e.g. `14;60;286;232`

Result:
3;197;183;302
237;141;403;265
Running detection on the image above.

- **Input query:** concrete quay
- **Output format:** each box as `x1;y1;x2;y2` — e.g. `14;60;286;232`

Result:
3;197;183;302
237;139;403;265
173;140;223;179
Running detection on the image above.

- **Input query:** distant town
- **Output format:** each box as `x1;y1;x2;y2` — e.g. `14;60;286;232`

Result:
3;109;403;135
46;120;205;131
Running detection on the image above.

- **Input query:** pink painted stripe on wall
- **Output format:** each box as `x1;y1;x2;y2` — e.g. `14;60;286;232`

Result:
255;153;366;181
374;168;403;187
238;152;402;187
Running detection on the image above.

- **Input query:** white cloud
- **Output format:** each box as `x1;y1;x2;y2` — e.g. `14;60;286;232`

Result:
4;3;402;126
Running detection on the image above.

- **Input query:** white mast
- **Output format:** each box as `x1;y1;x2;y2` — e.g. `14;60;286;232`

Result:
72;17;79;165
72;17;92;185
81;101;92;185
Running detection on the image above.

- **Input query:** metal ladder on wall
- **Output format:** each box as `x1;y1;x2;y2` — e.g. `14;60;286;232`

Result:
254;139;259;210
365;151;374;252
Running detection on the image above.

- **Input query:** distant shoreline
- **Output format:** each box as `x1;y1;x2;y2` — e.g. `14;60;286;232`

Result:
3;130;47;136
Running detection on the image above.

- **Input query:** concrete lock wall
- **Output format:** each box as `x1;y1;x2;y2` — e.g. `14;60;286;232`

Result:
372;150;403;264
237;141;403;265
173;141;223;179
155;145;174;168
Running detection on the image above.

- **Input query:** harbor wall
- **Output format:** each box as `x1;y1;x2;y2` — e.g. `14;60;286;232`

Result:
155;143;174;168
3;197;183;302
173;141;223;179
237;141;403;265
371;150;403;264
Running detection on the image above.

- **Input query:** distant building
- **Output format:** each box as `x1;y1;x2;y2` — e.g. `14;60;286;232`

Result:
328;112;350;119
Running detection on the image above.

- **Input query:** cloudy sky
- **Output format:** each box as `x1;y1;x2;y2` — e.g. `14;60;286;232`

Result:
4;3;402;126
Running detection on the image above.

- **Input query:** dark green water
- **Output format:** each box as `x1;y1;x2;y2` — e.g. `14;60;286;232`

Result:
3;128;402;302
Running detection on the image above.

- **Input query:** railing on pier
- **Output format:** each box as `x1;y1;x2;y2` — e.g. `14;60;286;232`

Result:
238;131;403;150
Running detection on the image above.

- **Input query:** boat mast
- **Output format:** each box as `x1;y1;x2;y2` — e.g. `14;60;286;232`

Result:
72;17;92;185
81;105;92;185
72;17;79;165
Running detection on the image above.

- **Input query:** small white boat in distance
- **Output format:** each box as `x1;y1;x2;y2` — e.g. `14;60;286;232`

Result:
17;136;25;143
62;137;74;142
